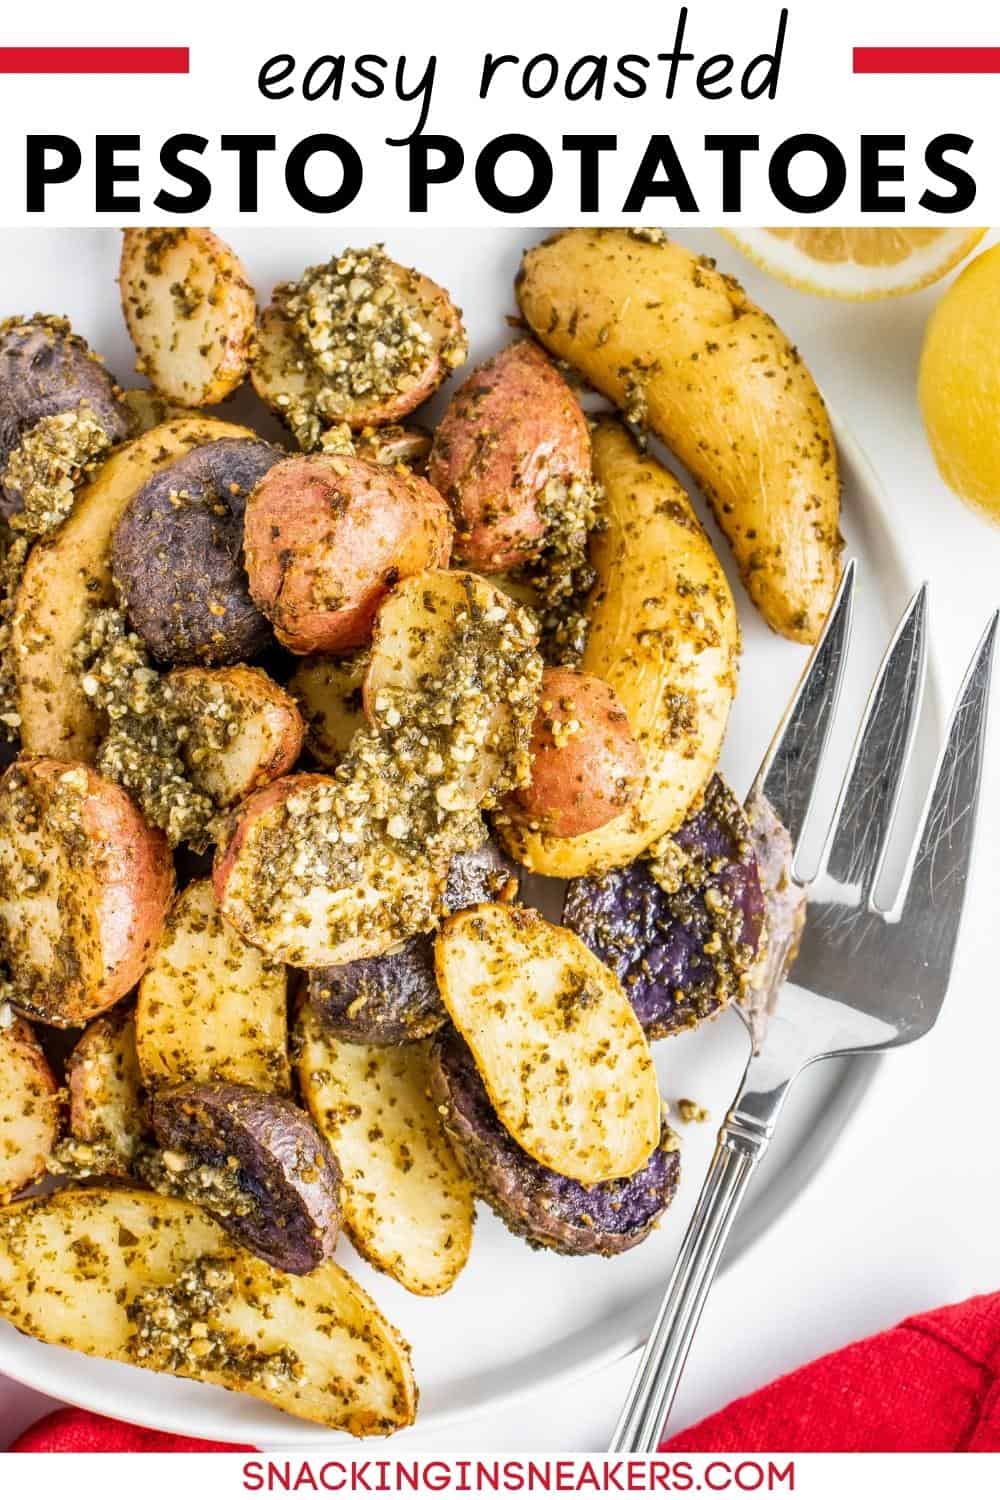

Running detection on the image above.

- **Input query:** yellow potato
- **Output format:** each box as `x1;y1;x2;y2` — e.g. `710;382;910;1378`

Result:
288;653;367;770
298;1005;474;1296
435;903;660;1185
0;1014;61;1200
516;228;842;643
500;421;738;878
0;1187;416;1435
67;1008;146;1165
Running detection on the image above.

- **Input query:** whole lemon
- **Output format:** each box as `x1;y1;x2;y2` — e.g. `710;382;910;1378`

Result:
920;242;1000;524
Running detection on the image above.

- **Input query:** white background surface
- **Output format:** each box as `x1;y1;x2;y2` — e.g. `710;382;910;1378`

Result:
2;227;1000;1451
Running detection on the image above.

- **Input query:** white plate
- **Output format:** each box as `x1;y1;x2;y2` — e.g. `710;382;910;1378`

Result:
0;229;933;1446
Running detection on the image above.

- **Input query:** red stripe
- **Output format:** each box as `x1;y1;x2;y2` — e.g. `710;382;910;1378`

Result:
0;46;188;73
854;46;1000;73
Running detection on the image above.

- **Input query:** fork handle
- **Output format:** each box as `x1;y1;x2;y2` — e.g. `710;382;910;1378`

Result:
609;1117;772;1452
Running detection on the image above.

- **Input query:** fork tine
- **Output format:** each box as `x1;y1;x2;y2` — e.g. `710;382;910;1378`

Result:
898;611;998;962
821;583;928;901
747;558;855;856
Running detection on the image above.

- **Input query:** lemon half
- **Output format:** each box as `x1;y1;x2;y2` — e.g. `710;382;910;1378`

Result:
720;228;986;300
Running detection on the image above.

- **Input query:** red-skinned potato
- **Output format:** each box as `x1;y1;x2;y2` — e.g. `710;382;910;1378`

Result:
0;757;173;1027
509;667;644;838
244;453;453;655
165;664;304;807
427;340;591;572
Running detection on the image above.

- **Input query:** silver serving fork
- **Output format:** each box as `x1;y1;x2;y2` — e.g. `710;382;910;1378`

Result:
611;561;998;1452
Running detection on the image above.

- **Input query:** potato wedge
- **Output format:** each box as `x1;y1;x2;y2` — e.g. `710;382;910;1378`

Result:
288;653;367;770
298;1004;474;1296
67;1008;146;1164
166;665;304;808
500;421;738;878
0;1013;61;1200
120;229;256;407
137;878;290;1093
435;904;660;1185
516;228;842;643
12;416;255;762
0;757;174;1027
0;1187;416;1435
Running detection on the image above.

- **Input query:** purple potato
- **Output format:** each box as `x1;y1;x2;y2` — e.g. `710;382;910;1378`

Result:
149;1081;340;1274
563;775;765;1039
0;317;129;516
112;438;281;665
307;835;518;1046
430;1029;679;1255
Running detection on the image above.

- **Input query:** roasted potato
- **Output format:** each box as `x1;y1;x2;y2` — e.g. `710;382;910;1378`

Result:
516;228;842;643
0;757;173;1026
0;1187;417;1435
121;388;198;436
67;1007;147;1166
0;1012;61;1200
112;437;281;665
427;339;591;572
298;1005;475;1295
435;903;660;1185
166;665;304;807
500;421;739;878
214;773;447;969
0;316;128;517
244;453;453;655
355;424;432;473
251;245;467;443
289;652;367;769
13;416;256;761
119;229;256;407
431;1029;679;1256
137;878;290;1093
509;666;644;838
563;776;766;1038
148;1082;341;1275
364;568;541;811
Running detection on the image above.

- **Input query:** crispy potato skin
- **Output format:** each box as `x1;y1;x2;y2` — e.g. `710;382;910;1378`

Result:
244;454;453;654
0;757;174;1026
501;422;739;878
427;340;590;572
166;664;304;805
13;416;256;761
516;229;842;643
510;666;643;838
0;1187;417;1434
120;228;256;406
0;1014;61;1200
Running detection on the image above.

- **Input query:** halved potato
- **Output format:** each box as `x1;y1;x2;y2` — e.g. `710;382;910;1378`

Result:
288;653;367;770
166;665;304;807
298;1003;474;1296
0;1013;61;1200
137;878;289;1093
435;903;660;1185
12;416;255;762
499;421;739;878
120;229;256;407
0;1187;417;1435
0;757;174;1027
67;1008;146;1165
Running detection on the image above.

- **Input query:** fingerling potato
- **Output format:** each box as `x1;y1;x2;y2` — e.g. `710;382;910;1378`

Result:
120;228;256;407
251;245;467;445
516;228;842;643
298;1004;475;1296
0;1187;417;1435
509;666;643;838
67;1007;147;1166
500;421;739;878
13;416;256;761
435;903;660;1185
427;339;591;572
0;1012;61;1200
137;878;290;1093
244;453;453;655
166;665;304;807
0;757;173;1026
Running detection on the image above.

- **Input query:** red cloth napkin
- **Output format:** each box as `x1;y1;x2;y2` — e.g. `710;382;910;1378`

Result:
10;1291;1000;1452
